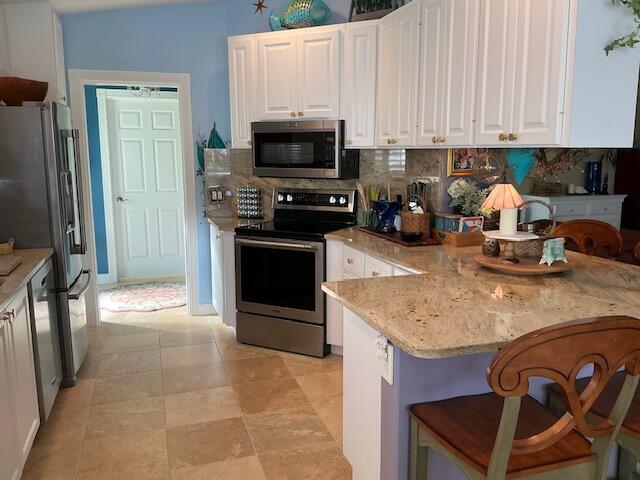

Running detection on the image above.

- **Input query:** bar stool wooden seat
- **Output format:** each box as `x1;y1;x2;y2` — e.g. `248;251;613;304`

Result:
548;372;640;479
554;220;624;258
410;316;640;480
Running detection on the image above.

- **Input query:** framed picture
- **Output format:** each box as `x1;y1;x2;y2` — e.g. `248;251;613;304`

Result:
459;216;485;233
447;149;477;177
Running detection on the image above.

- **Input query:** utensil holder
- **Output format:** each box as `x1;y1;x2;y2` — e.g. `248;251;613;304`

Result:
400;211;430;237
358;210;378;229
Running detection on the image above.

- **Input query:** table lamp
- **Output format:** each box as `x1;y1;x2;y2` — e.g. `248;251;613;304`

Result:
481;182;524;236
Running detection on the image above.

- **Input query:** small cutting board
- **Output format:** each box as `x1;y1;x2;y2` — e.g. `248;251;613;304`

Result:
0;255;22;276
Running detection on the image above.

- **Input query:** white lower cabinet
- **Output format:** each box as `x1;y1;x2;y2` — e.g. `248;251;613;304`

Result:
0;287;40;480
210;224;237;328
343;307;382;480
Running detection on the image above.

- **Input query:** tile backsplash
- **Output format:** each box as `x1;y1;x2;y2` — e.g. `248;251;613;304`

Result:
204;148;449;219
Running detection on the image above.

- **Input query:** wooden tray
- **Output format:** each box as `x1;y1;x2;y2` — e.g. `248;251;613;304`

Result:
474;255;571;276
358;227;440;247
0;255;21;276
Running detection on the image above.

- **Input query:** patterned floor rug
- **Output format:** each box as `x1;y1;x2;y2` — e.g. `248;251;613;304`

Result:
99;281;187;312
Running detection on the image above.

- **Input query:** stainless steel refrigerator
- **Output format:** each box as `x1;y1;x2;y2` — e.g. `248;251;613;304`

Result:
0;102;91;387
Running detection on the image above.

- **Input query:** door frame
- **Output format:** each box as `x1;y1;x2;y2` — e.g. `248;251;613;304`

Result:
68;69;200;324
96;88;184;285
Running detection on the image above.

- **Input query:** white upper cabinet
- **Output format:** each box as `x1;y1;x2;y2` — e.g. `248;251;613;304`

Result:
228;36;257;149
376;0;421;147
256;33;299;120
297;29;341;119
417;0;479;147
255;25;342;122
343;21;378;148
476;0;570;147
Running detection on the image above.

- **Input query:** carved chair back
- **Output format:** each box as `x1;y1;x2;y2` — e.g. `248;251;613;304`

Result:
633;241;640;264
554;220;623;258
487;316;640;456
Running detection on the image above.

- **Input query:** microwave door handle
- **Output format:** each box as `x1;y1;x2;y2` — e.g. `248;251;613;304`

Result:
70;129;88;255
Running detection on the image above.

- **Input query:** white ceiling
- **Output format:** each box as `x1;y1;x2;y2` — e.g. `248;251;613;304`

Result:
0;0;221;14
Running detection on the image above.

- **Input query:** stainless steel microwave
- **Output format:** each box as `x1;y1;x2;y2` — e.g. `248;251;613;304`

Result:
251;120;359;179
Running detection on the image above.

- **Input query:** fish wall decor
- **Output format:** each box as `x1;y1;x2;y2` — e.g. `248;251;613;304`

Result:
269;0;331;30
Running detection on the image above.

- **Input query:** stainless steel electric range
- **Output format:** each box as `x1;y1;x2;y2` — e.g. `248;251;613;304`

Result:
234;188;357;358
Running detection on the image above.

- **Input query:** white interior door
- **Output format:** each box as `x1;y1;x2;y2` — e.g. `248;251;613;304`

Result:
105;90;185;280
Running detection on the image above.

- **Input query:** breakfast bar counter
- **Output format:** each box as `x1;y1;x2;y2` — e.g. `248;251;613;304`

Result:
321;228;640;480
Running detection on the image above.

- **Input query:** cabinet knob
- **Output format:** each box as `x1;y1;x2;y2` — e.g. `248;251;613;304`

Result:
439;136;447;144
346;139;353;146
499;133;508;142
247;140;252;146
298;112;304;117
347;258;354;265
387;139;392;145
290;112;296;118
432;136;438;144
508;133;519;141
372;271;380;277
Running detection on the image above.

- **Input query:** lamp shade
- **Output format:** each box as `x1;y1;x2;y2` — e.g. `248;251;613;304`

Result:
482;183;524;211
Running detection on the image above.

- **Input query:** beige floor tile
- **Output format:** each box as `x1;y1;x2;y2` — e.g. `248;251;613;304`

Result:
165;386;242;427
170;456;266;480
92;371;164;404
22;440;82;480
98;332;159;354
162;363;229;395
33;402;90;448
159;328;215;348
166;417;254;470
161;343;222;369
216;340;278;362
101;322;158;337
53;378;95;409
76;352;101;379
244;406;334;454
97;349;161;377
77;429;170;480
233;378;309;414
295;370;342;399
223;355;291;385
85;396;165;439
309;394;343;444
259;444;351;480
280;353;342;376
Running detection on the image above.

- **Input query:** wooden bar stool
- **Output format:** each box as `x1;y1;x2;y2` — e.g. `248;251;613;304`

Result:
554;220;624;258
409;316;640;480
548;372;640;479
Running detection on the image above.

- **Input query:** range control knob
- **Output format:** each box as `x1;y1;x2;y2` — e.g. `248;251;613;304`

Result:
339;196;347;205
286;194;293;202
329;196;337;205
277;193;284;202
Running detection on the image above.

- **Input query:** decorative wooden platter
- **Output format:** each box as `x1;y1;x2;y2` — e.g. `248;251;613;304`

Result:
474;255;572;276
358;227;440;247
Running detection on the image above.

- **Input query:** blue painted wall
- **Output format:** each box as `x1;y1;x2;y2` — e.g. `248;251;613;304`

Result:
61;0;351;305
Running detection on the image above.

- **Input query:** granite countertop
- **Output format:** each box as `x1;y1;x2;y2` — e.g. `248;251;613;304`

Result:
0;249;53;311
322;228;640;359
206;215;268;232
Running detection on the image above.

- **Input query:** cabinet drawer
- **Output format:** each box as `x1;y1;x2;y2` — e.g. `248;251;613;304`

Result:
343;246;364;278
364;255;393;279
588;214;620;227
554;203;588;217
589;203;620;216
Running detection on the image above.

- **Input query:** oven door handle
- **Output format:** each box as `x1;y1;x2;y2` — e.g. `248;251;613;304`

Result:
236;238;316;250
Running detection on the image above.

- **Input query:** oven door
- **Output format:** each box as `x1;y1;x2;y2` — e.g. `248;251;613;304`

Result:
252;120;341;178
235;236;324;324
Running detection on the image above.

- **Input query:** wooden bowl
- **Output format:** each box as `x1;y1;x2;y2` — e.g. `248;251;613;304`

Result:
0;77;48;106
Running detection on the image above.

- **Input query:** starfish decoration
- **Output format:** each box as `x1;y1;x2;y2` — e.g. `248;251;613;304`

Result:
253;0;267;14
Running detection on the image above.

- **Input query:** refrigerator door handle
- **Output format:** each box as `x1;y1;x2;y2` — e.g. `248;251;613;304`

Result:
71;129;87;255
59;170;75;234
68;270;91;300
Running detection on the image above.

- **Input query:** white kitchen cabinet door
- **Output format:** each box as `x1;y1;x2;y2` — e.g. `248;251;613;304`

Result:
9;290;40;464
228;36;257;149
0;319;19;480
210;224;224;318
510;0;569;146
52;13;67;104
297;28;341;119
256;33;299;120
343;21;377;148
475;0;517;146
417;0;446;147
376;1;421;147
376;14;398;147
326;239;344;347
440;0;479;146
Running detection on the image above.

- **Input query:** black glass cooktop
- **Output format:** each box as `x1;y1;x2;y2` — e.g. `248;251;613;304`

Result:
236;219;354;242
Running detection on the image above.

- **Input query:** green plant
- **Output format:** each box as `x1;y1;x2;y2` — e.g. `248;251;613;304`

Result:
447;179;492;218
605;0;640;55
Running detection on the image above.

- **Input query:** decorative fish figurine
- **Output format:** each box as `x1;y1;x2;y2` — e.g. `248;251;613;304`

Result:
269;0;331;31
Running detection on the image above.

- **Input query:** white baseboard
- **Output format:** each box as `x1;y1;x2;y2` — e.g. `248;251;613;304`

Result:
97;273;117;285
190;304;217;316
330;345;343;356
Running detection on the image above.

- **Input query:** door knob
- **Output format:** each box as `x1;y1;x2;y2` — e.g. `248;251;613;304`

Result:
508;133;519;141
116;196;129;203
